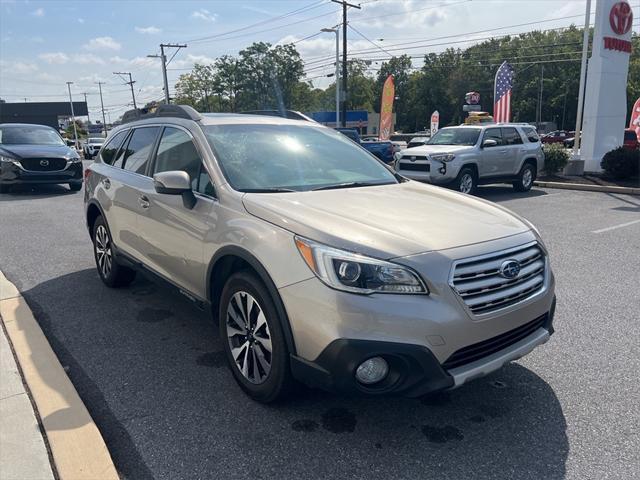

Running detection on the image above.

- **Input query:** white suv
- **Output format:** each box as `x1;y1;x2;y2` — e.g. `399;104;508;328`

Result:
395;124;544;194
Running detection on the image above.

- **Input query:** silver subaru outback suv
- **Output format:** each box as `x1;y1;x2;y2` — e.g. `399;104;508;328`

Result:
84;105;556;403
395;124;544;194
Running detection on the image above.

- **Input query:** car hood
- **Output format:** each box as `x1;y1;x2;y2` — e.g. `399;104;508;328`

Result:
242;181;530;259
400;144;475;156
0;144;75;159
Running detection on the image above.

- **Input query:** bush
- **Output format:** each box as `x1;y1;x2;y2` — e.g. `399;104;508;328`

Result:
601;147;640;179
543;143;569;174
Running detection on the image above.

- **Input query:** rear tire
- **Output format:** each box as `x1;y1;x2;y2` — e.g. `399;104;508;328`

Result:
219;271;293;403
69;182;82;192
513;163;536;192
454;167;477;195
92;215;136;288
0;184;10;194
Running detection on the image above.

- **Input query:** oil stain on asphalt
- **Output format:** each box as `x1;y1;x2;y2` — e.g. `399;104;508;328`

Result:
291;419;320;432
421;425;464;443
136;308;174;323
196;351;227;367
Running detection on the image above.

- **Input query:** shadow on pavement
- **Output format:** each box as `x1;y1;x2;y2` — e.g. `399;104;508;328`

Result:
475;185;551;201
22;268;569;479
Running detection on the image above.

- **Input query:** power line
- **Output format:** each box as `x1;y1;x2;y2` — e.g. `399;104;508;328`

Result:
113;71;137;109
347;24;394;57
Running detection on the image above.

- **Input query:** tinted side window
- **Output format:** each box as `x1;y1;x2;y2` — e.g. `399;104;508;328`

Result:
100;131;127;165
522;127;540;143
153;127;202;189
122;127;160;175
483;128;503;146
502;127;523;145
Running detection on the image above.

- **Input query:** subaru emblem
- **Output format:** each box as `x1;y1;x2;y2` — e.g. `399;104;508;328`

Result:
499;260;521;279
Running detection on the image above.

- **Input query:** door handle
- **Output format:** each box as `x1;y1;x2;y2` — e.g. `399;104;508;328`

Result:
499;149;508;154
138;195;150;209
102;178;111;189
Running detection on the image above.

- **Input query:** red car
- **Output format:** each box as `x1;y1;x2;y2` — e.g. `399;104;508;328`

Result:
541;130;574;144
623;128;640;150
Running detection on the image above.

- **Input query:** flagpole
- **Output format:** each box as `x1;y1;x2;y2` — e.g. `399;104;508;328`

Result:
573;0;592;155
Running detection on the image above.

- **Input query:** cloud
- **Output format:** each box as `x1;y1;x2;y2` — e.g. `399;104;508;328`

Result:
191;8;217;22
0;60;38;74
39;52;70;64
78;18;85;24
31;7;44;17
135;26;161;34
72;54;105;65
83;36;121;51
172;54;217;68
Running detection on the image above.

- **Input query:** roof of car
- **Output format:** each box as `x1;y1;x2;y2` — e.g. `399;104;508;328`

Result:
201;113;319;127
0;123;56;129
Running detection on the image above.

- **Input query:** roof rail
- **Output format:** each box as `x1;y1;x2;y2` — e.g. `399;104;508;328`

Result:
121;105;202;124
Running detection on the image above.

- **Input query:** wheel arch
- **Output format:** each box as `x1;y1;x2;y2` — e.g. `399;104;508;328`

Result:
86;200;105;239
460;162;479;177
207;246;297;355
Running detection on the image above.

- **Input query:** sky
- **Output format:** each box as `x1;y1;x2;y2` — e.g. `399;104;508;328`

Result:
0;0;599;121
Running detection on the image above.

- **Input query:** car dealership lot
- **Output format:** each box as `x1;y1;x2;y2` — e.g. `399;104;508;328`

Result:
0;179;638;479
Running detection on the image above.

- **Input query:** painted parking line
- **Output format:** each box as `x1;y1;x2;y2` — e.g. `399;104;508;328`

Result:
592;219;640;234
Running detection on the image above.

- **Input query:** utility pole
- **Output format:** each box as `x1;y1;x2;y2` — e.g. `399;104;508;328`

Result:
113;72;137;109
321;27;340;127
573;0;591;155
96;81;108;137
82;92;91;123
66;82;79;149
148;43;187;104
332;0;361;127
537;64;544;128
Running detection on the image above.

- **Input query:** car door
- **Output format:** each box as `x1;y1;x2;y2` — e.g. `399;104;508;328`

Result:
108;126;161;260
479;127;506;177
500;127;525;176
136;125;216;298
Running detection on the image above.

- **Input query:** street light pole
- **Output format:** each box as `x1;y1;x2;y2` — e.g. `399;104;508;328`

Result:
66;82;79;149
83;92;91;124
321;27;340;127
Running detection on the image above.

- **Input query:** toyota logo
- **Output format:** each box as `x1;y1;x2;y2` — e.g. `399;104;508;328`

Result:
410;156;416;162
39;159;49;167
499;260;521;279
610;2;633;35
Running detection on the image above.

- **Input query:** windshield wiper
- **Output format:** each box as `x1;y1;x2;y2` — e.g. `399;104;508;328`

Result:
239;187;297;193
311;181;393;191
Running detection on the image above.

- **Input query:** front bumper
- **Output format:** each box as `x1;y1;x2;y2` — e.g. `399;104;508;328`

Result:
0;160;83;185
396;160;457;185
289;300;555;397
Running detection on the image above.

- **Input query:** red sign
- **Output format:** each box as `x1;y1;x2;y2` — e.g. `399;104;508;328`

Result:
604;36;633;53
609;2;633;35
378;75;395;141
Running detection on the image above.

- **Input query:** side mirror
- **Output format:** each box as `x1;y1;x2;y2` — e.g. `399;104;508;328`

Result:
153;170;196;209
482;138;498;148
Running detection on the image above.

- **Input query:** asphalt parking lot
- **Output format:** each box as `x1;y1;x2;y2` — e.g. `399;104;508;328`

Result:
1;176;638;480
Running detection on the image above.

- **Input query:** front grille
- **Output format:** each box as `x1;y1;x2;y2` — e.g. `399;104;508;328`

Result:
19;158;67;171
442;313;548;370
399;162;430;172
451;243;545;315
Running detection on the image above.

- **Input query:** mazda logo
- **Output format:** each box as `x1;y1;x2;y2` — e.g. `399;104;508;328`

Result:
40;159;49;167
610;2;633;35
499;260;521;279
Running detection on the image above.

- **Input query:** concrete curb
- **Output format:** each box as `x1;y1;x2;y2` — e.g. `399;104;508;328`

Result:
534;180;640;195
0;270;119;480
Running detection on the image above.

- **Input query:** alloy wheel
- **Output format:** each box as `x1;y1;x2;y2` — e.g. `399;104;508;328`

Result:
460;173;473;194
226;291;272;384
95;225;112;278
522;168;533;188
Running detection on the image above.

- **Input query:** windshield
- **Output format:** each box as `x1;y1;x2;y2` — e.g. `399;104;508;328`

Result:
203;124;397;192
88;138;104;144
0;126;65;146
428;128;481;146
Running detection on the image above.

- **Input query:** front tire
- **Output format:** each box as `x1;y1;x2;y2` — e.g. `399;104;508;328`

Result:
93;216;136;288
0;184;10;194
219;271;293;403
454;167;477;195
513;163;536;192
69;182;82;192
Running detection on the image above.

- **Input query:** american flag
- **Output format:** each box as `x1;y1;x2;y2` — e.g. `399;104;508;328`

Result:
493;61;514;123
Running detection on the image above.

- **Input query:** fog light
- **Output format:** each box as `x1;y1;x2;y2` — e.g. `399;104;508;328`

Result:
355;356;389;385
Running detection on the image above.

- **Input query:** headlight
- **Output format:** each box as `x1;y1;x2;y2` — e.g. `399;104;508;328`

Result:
66;154;81;162
430;153;455;162
0;155;17;163
294;236;428;295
